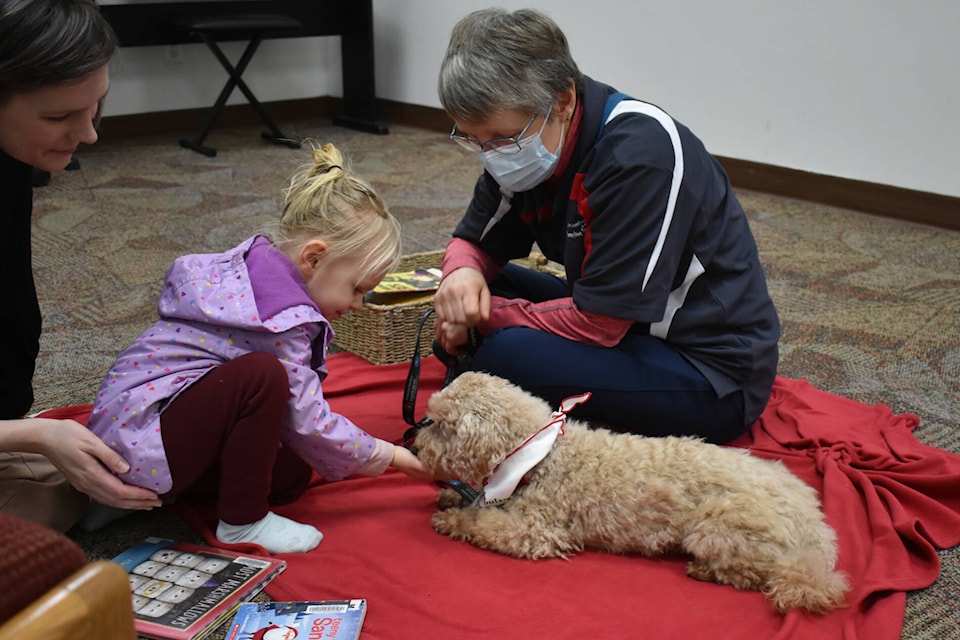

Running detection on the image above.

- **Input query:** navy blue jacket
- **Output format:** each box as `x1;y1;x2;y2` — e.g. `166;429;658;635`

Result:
453;76;780;424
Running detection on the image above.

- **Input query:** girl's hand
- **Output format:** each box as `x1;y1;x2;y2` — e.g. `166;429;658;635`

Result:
391;446;435;481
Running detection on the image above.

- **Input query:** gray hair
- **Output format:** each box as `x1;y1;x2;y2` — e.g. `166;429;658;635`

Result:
0;0;118;103
438;8;584;122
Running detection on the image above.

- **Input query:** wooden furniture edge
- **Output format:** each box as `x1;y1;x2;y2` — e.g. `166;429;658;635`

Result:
0;560;137;640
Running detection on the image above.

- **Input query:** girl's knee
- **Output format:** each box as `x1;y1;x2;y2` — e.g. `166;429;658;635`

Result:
234;352;288;392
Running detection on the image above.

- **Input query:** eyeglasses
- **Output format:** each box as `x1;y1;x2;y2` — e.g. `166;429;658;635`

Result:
449;110;542;155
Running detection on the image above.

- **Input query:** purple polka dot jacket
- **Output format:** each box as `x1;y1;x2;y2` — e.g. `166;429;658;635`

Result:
87;235;379;493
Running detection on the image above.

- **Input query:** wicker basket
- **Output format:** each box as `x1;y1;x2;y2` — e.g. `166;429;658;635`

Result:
330;250;564;366
330;251;443;365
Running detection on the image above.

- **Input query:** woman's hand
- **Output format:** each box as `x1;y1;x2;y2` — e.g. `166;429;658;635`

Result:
435;322;470;355
391;446;435;481
434;267;489;352
34;418;163;510
434;267;490;327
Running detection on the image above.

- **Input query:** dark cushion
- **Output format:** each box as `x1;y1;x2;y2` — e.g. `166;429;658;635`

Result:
0;513;87;625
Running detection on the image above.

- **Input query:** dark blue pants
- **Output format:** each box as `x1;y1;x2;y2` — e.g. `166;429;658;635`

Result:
470;264;747;444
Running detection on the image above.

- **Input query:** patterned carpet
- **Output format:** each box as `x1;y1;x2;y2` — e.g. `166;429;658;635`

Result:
31;118;958;638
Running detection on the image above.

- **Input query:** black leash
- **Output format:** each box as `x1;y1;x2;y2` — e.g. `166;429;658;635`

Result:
401;309;480;504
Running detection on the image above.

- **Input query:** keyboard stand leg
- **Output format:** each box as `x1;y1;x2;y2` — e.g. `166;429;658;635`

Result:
180;33;259;156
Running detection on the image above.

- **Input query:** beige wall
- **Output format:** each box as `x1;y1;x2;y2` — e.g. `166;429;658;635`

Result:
100;1;960;199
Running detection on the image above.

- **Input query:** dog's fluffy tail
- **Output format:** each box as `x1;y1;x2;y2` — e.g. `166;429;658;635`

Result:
764;551;851;614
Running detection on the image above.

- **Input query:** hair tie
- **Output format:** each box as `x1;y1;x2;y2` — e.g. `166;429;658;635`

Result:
325;165;343;173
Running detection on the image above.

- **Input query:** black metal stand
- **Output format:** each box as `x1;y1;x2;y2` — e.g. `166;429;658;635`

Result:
175;15;305;157
101;3;390;136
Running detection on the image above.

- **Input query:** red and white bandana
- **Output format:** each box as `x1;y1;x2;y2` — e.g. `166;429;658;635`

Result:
480;391;592;505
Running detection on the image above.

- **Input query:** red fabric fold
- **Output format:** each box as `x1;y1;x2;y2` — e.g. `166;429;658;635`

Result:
725;378;960;638
42;355;960;640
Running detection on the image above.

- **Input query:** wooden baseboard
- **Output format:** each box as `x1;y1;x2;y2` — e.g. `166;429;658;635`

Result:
376;99;452;134
99;97;340;140
716;157;958;231
100;98;959;231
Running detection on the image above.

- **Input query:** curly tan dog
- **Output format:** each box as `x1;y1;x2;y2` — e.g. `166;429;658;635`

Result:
414;372;850;614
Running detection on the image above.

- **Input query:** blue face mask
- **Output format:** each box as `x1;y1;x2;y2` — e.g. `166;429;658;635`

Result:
481;109;566;193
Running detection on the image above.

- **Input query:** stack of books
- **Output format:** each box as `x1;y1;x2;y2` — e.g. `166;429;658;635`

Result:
112;537;366;640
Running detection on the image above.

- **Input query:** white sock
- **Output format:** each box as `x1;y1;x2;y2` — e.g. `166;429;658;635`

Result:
216;511;323;554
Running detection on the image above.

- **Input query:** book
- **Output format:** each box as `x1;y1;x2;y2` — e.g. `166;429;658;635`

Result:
224;599;367;640
365;266;442;306
112;537;287;640
371;267;442;294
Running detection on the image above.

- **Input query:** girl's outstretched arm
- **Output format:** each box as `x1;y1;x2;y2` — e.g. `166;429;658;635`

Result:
390;446;436;481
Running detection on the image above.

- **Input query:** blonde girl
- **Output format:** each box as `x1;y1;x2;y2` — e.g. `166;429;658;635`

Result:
88;142;432;553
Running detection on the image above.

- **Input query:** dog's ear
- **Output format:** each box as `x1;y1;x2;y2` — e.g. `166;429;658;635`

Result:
450;409;510;482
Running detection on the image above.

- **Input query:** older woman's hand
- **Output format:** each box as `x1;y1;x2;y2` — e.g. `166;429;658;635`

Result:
434;266;490;327
435;322;470;355
434;266;490;353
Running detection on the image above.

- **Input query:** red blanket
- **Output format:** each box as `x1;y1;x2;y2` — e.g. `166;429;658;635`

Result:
46;353;960;639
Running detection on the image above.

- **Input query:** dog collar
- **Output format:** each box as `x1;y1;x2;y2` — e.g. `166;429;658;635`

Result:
477;391;591;506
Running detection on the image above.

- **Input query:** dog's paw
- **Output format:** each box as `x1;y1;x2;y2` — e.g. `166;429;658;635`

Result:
436;488;464;510
431;510;465;537
686;560;716;583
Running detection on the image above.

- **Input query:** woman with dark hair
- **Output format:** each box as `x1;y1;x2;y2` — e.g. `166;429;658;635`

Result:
0;0;162;532
433;8;780;444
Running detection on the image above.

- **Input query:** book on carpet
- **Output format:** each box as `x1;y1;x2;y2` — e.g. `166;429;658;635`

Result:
224;599;368;640
111;536;287;640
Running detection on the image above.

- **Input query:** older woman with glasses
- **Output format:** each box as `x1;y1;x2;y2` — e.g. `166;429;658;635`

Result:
432;8;781;443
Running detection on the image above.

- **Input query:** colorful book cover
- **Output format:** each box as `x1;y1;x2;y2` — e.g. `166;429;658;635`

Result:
372;267;442;294
224;599;368;640
112;537;287;640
